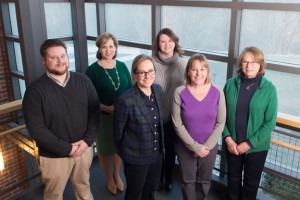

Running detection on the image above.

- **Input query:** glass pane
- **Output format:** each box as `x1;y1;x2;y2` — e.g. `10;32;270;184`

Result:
105;4;151;44
240;10;300;66
87;40;97;66
44;3;73;38
12;77;25;99
14;42;23;73
65;41;76;72
19;79;26;98
8;3;19;36
245;0;300;2
178;0;230;1
209;61;227;87
85;3;97;36
162;6;230;55
117;46;151;72
265;70;300;117
6;41;23;73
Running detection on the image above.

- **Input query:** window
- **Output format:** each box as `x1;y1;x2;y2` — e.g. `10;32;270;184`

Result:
245;0;300;2
105;4;151;44
65;41;76;71
85;3;97;36
239;10;300;66
265;70;300;117
8;3;18;36
44;3;73;38
162;6;231;55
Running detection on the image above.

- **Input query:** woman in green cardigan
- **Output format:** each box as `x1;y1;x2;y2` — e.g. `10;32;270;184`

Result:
223;46;278;200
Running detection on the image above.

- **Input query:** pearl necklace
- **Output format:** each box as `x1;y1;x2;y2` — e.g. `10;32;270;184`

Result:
101;66;120;91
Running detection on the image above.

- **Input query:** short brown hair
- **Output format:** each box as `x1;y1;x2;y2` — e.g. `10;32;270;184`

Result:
184;53;211;85
40;39;67;59
96;32;118;59
237;46;266;76
152;28;184;57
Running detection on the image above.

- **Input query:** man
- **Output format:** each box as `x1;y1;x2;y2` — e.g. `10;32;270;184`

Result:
23;39;100;200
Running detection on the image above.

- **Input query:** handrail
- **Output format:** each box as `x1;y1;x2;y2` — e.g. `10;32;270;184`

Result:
277;112;300;129
0;124;26;137
0;100;300;151
0;99;22;115
271;139;300;152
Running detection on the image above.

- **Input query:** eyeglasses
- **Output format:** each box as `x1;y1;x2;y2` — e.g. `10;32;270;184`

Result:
135;69;156;77
241;61;258;66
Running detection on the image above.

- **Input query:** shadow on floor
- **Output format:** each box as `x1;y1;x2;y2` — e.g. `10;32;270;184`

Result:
15;157;227;200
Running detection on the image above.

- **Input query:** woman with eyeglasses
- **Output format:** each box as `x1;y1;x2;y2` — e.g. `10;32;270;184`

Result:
113;54;164;200
223;46;278;200
152;28;186;192
172;53;226;200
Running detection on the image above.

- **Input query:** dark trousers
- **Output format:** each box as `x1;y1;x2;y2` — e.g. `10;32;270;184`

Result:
124;155;162;200
161;120;177;182
226;148;268;200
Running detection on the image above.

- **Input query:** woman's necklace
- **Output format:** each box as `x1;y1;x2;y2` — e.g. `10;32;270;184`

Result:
101;65;120;91
246;83;255;91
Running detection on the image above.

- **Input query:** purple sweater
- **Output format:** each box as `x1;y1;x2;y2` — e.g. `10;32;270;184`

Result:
180;86;219;143
172;84;226;153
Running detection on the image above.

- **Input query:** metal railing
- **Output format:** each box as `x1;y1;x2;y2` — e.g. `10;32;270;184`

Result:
0;100;40;199
0;100;299;199
261;127;300;200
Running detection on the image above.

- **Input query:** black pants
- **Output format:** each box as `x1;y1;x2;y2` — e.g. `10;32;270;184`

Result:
124;155;162;200
161;120;177;182
226;148;268;200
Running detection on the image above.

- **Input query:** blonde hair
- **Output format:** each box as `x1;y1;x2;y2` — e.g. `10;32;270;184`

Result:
184;53;211;85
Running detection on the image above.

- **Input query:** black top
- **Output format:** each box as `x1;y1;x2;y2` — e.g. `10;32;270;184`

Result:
138;87;161;153
235;75;261;144
23;72;100;158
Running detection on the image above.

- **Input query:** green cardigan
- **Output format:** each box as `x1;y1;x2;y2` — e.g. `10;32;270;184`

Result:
223;76;278;153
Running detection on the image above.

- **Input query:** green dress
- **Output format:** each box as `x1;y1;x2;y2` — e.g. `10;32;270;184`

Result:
86;60;132;155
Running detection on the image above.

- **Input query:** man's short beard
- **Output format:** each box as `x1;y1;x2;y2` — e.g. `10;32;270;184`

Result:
47;66;69;76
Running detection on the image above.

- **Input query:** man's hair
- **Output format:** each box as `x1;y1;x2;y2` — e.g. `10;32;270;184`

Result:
40;39;67;58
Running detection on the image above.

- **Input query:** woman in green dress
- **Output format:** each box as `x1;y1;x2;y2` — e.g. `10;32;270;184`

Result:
86;32;132;195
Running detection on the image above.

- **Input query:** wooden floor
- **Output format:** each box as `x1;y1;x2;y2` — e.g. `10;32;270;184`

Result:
15;157;228;200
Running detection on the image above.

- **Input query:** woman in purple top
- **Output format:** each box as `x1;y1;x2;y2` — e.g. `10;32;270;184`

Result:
172;53;226;200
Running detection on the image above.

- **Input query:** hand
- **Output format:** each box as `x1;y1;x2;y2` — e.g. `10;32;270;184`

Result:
70;140;88;157
195;146;210;158
69;145;79;156
225;137;239;155
107;105;114;115
100;104;114;115
109;105;115;115
237;142;251;154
